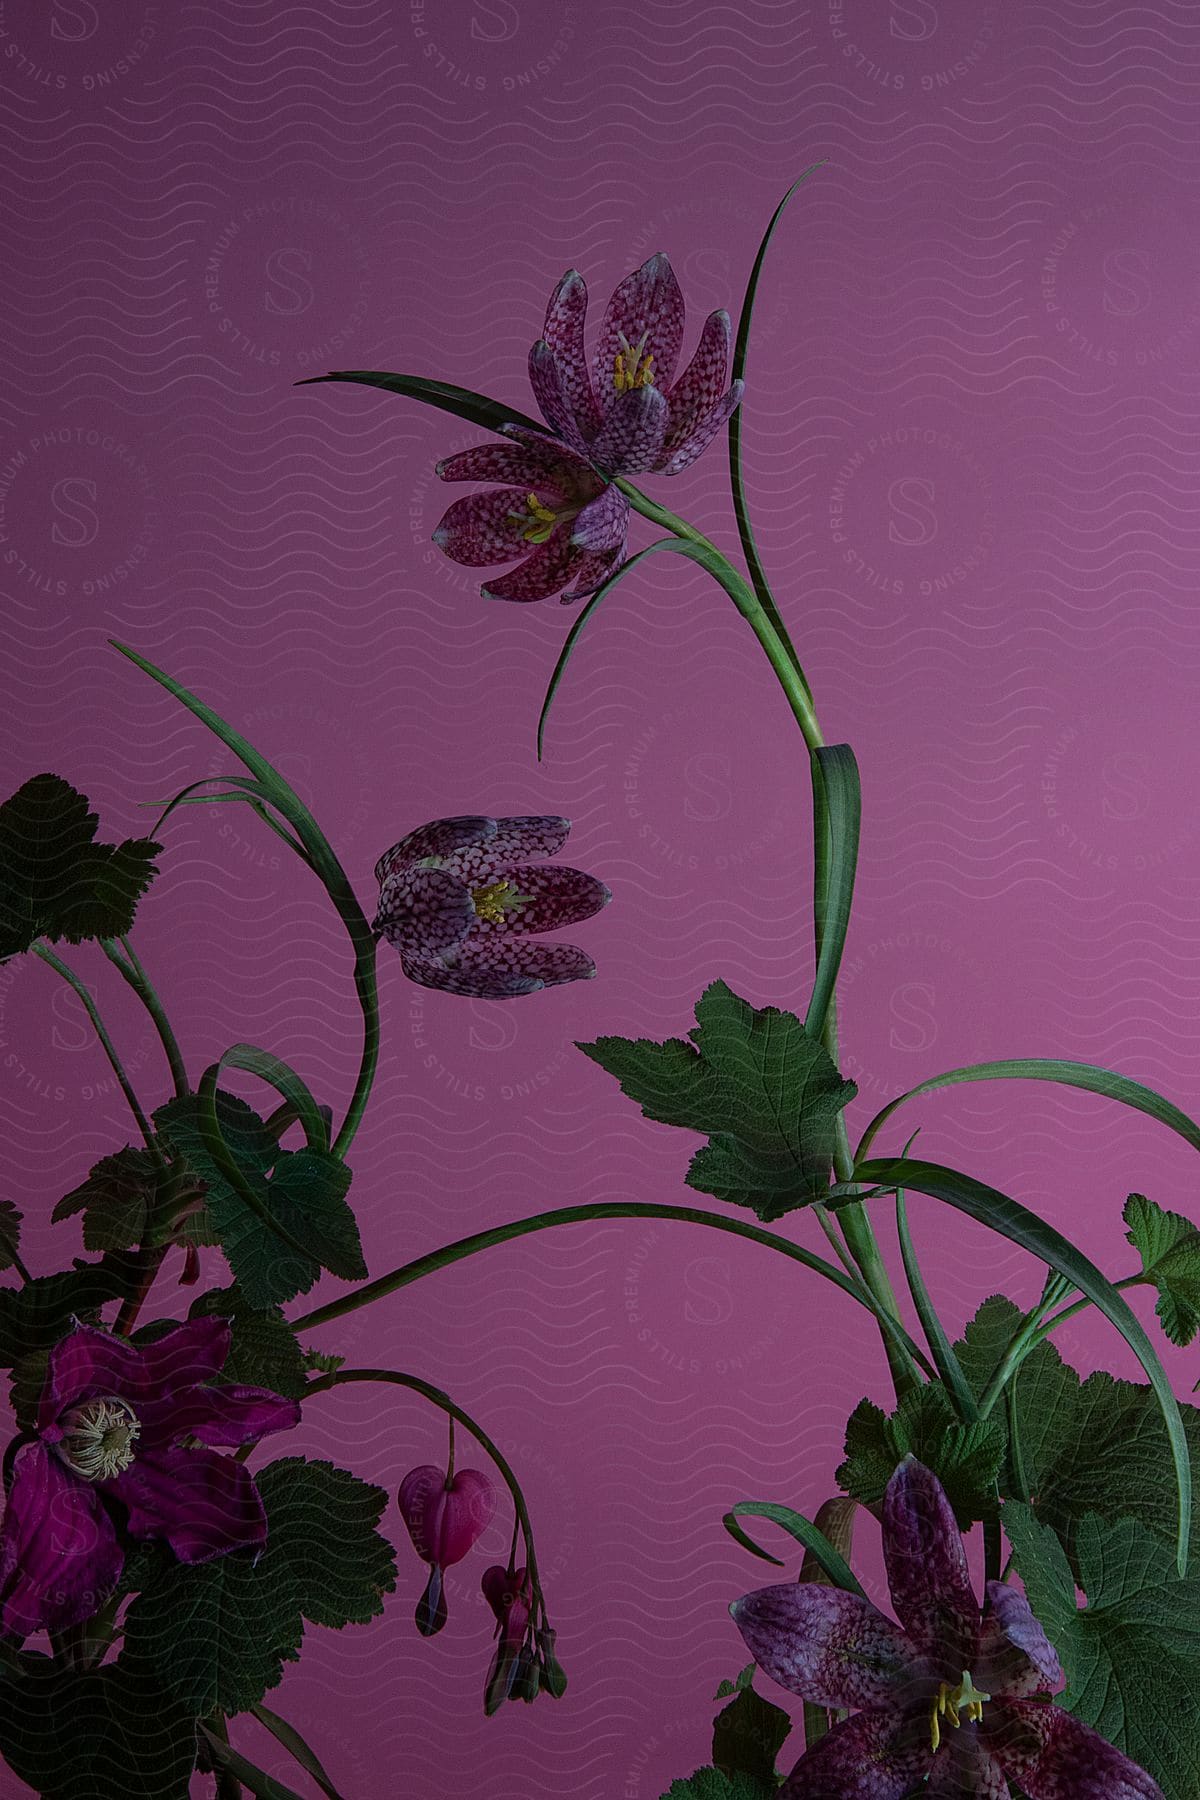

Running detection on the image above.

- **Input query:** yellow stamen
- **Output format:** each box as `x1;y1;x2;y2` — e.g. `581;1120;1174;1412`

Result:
507;492;559;545
471;879;522;925
612;333;656;393
929;1671;990;1752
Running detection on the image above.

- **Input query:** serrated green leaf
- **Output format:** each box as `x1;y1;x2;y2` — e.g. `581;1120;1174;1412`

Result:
0;773;160;961
153;1090;364;1307
1124;1192;1200;1347
50;1146;208;1252
1006;1504;1200;1800
0;1255;139;1366
712;1683;792;1786
0;1200;23;1273
579;980;856;1222
0;1657;195;1799
188;1286;308;1400
836;1382;1006;1528
120;1456;396;1717
659;1770;775;1800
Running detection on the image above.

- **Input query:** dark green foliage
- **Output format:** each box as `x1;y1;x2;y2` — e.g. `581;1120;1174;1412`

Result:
837;1381;1006;1527
0;1657;195;1799
0;774;159;960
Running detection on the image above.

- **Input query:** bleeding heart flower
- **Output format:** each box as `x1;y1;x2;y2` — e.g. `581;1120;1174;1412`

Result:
481;1561;536;1714
398;1463;495;1637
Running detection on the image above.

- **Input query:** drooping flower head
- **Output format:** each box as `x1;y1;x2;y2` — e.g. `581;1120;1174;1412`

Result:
0;1318;299;1638
730;1457;1164;1800
397;1461;496;1637
373;814;610;999
481;1561;536;1713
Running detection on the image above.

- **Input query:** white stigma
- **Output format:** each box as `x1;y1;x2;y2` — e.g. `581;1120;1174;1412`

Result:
58;1396;140;1481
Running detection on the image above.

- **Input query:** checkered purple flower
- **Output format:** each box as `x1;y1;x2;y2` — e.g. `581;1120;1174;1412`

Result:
731;1457;1163;1800
373;814;610;998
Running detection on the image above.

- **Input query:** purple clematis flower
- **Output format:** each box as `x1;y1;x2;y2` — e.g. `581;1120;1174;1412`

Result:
373;814;610;999
0;1318;299;1638
531;251;744;478
397;1462;496;1637
731;1457;1164;1800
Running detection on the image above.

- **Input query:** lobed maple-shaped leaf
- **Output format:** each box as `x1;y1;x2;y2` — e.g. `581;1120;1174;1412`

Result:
712;1678;792;1788
1124;1192;1200;1347
836;1380;1006;1528
0;773;160;961
51;1146;209;1253
578;980;856;1222
659;1771;775;1800
1006;1503;1200;1800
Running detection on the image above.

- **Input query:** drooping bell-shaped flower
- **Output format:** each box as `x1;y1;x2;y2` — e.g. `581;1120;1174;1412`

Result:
730;1457;1164;1800
374;813;610;999
481;1561;536;1714
0;1318;299;1638
397;1462;495;1636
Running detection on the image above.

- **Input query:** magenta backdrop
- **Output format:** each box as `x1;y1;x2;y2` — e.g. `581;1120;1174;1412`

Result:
4;3;1200;1796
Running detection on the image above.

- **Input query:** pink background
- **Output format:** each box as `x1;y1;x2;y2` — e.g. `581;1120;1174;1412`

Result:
3;2;1200;1795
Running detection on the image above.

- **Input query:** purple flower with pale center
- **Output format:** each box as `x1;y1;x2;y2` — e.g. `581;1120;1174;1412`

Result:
431;252;742;605
373;814;610;999
397;1462;496;1637
731;1457;1164;1800
0;1318;299;1638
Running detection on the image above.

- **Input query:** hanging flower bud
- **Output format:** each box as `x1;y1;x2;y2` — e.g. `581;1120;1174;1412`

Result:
481;1562;535;1715
536;1623;568;1699
397;1464;496;1638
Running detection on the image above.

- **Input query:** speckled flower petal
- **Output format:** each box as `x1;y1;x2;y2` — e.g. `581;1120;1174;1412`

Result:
440;816;571;881
883;1457;979;1669
571;484;629;553
560;546;624;602
593;252;686;400
403;939;596;998
977;1580;1063;1699
529;340;591;454
433;487;551;568
436;439;571;486
589;385;669;474
778;1708;933;1800
499;423;600;481
374;818;493;885
468;864;610;937
543;269;603;441
480;523;579;602
663;308;733;455
400;953;543;999
0;1442;124;1636
661;379;745;475
925;1730;1009;1799
988;1701;1165;1800
730;1583;923;1711
375;864;475;958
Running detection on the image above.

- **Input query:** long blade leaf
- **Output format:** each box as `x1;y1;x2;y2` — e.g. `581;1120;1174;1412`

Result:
856;1154;1192;1574
894;1189;979;1421
855;1057;1200;1164
216;1042;331;1153
805;744;860;1039
723;1501;867;1597
296;370;547;438
251;1704;346;1800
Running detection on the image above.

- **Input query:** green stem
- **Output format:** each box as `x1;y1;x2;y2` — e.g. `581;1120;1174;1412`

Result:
977;1273;1078;1417
1029;1273;1144;1347
305;1367;546;1608
31;944;155;1147
99;934;189;1098
289;1200;935;1379
616;481;914;1398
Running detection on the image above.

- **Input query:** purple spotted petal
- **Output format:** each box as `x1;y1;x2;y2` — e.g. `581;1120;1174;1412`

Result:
542;269;602;441
661;379;745;475
988;1700;1165;1800
529;340;591;454
374;817;494;885
39;1322;149;1429
883;1457;980;1669
398;1465;496;1568
436;438;572;486
0;1442;124;1636
593;252;686;400
572;484;629;553
561;546;625;603
481;523;579;602
925;1731;1009;1799
375;864;475;959
440;815;571;881
977;1580;1063;1699
467;864;610;937
589;385;669;475
400;952;543;999
403;939;596;998
779;1708;933;1800
433;487;551;568
730;1583;924;1711
499;423;600;481
139;1383;300;1451
663;308;733;454
104;1443;268;1563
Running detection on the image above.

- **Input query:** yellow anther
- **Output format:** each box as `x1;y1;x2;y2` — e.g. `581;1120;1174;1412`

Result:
507;492;559;545
929;1671;990;1753
471;879;519;925
612;334;656;393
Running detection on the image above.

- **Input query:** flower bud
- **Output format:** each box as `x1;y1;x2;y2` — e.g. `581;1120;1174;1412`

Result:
536;1624;568;1699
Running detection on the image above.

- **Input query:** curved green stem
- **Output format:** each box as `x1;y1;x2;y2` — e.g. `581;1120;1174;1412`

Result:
1029;1273;1144;1348
977;1273;1077;1418
99;935;189;1098
305;1366;547;1611
32;943;156;1147
288;1201;935;1379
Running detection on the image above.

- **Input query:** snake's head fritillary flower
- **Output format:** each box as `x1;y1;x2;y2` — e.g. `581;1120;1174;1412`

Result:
730;1457;1164;1800
397;1463;496;1637
0;1318;299;1638
433;431;628;604
530;252;744;478
373;814;610;999
481;1561;536;1714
